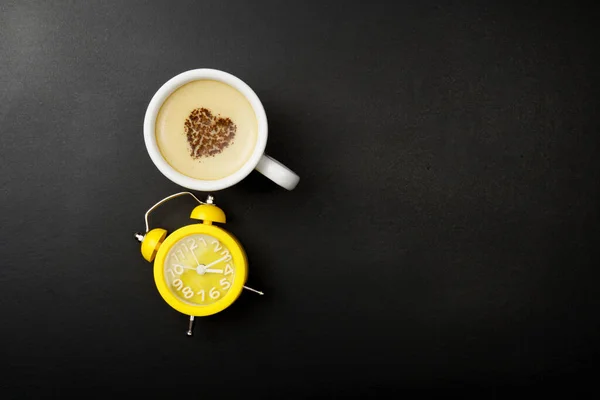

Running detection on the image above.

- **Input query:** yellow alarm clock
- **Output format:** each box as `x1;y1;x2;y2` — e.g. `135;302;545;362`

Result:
134;192;262;336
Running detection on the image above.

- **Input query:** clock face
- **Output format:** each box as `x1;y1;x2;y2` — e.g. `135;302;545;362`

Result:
163;233;236;306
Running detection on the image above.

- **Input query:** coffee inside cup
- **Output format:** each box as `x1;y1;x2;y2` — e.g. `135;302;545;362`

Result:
155;80;258;180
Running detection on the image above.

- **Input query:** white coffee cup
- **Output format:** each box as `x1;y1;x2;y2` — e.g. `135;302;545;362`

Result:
143;69;299;191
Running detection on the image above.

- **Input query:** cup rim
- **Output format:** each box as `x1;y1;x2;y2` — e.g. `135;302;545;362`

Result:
143;68;268;191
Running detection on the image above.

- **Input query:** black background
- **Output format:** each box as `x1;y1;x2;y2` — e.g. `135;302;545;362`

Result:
1;0;599;396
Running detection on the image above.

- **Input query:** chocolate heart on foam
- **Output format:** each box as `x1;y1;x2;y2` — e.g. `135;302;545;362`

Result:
184;108;237;158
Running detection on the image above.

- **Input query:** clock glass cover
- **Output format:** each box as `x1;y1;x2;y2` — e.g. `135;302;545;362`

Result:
163;233;236;306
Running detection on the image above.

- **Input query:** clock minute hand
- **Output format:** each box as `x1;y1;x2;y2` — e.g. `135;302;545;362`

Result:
203;255;228;270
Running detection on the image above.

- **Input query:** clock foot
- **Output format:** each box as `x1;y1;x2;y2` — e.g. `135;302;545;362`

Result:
243;286;264;295
186;315;195;336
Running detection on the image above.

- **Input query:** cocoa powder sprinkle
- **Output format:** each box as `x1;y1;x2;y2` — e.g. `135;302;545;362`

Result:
183;108;236;159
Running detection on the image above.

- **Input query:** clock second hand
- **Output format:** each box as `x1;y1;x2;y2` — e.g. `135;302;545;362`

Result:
174;264;196;271
189;249;202;267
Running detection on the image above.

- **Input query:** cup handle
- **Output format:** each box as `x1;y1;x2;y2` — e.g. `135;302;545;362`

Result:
255;154;300;190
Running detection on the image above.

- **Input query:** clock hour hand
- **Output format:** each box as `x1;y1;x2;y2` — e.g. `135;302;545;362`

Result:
204;268;223;274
